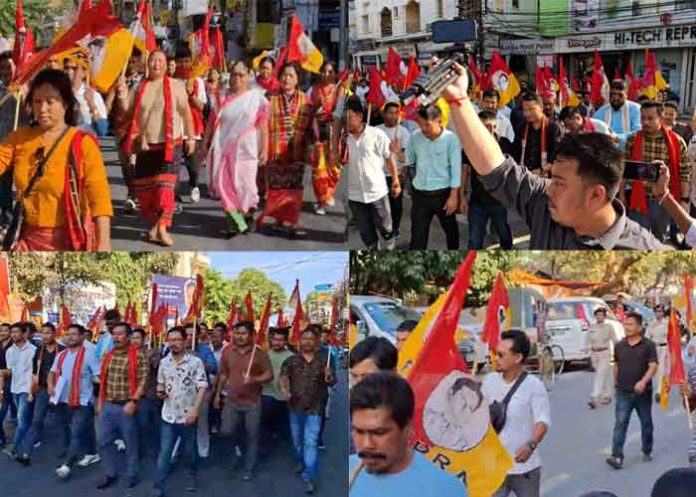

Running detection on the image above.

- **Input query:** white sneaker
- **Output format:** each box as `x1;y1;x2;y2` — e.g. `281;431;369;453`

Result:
190;187;201;204
77;454;100;467
56;464;71;478
115;439;126;452
314;204;326;216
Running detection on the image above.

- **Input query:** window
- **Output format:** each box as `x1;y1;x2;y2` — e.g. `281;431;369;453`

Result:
393;6;399;17
405;0;421;33
380;7;393;37
512;0;520;8
362;14;370;33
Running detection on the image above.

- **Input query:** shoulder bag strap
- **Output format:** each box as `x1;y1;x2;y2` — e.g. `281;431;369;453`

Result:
21;127;71;202
502;370;528;407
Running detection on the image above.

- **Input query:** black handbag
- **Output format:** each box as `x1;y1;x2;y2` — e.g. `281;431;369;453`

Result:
1;127;70;251
489;371;528;434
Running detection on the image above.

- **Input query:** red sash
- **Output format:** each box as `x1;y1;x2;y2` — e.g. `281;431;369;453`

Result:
123;77;175;163
583;117;596;133
629;127;681;215
65;131;97;251
189;78;204;137
56;346;86;408
98;346;139;407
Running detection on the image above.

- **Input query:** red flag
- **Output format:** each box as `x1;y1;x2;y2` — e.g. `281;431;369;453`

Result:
482;273;510;361
59;304;72;336
385;47;406;89
290;282;303;346
407;252;477;446
468;53;482;88
686;275;694;332
614;67;622;80
661;309;687;410
0;256;10;320
558;56;570;106
257;293;273;349
244;291;255;322
625;62;640;101
21;305;29;323
212;26;225;72
185;275;205;323
277;307;286;328
403;56;421;90
12;0;122;86
535;66;549;93
543;66;557;92
140;0;157;52
87;306;106;333
79;0;92;16
328;295;339;346
590;50;609;107
226;298;238;330
367;66;390;108
288;279;300;306
13;0;35;72
570;76;580;93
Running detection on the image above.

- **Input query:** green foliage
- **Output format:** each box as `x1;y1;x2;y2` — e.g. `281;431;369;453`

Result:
203;268;287;325
0;0;71;40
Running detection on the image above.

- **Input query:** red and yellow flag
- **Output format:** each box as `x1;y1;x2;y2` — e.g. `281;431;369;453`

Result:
661;308;687;411
257;293;273;349
482;273;511;369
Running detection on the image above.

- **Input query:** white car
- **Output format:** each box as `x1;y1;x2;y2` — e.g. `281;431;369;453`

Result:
546;297;624;366
349;295;422;344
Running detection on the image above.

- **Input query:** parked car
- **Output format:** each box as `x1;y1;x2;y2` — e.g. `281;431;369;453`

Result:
546;296;624;367
349;295;423;343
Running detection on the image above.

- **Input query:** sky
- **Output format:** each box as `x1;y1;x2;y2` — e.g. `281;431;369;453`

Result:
206;252;349;300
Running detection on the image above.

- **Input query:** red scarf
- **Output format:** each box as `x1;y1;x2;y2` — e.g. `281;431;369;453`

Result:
65;131;97;251
98;346;139;407
583;117;596;133
56;346;86;408
520;117;548;169
257;75;280;92
629;126;681;215
313;83;338;121
189;78;204;137
122;77;175;163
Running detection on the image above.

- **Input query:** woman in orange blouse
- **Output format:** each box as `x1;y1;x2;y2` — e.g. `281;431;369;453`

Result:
0;69;113;251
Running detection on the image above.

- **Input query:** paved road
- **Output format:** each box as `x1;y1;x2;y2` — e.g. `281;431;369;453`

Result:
0;370;348;497
536;370;691;497
100;138;348;251
346;191;531;250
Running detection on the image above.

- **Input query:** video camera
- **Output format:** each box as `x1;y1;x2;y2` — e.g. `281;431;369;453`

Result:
400;52;467;108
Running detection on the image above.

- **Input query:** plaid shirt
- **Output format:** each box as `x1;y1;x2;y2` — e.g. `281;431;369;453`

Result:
625;131;689;197
104;347;148;402
267;90;314;163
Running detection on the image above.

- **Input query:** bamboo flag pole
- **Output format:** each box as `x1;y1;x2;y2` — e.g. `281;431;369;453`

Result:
192;316;198;351
245;343;258;379
13;90;22;132
366;103;372;125
348;460;364;491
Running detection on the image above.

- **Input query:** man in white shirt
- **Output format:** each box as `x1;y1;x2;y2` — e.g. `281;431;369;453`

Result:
347;96;401;249
646;305;669;403
376;102;411;239
483;330;551;497
480;89;515;142
2;323;37;458
64;55;109;137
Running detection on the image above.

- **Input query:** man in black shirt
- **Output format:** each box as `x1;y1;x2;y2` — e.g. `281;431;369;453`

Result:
0;322;13;447
512;92;562;175
16;322;64;464
461;111;514;249
607;312;658;469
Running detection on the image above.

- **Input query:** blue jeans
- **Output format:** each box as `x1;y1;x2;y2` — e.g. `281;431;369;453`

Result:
98;402;139;479
19;389;51;455
137;397;162;458
289;411;321;482
12;393;32;449
467;203;513;249
628;198;670;243
612;390;654;458
0;390;16;445
261;395;289;452
154;421;196;492
56;403;93;466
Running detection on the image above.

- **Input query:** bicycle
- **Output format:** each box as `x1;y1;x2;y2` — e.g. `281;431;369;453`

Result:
537;335;565;391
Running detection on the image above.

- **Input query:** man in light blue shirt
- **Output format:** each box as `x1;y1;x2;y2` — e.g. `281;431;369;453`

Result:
48;324;101;479
95;309;121;362
350;372;467;497
406;104;462;249
592;80;641;148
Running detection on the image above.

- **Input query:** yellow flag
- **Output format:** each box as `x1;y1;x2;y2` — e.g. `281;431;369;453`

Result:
90;29;135;93
252;50;271;70
435;97;451;128
398;291;514;497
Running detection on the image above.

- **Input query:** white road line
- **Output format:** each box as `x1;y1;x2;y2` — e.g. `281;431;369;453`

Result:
540;473;572;496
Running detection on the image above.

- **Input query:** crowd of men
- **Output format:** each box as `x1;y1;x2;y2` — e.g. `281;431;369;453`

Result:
347;59;696;250
348;302;696;497
0;310;339;495
0;41;351;246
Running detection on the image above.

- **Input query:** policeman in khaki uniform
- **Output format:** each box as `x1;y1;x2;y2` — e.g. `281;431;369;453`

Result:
646;305;669;403
588;308;618;409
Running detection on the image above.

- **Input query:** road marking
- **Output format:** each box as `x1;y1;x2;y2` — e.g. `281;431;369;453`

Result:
540;473;572;496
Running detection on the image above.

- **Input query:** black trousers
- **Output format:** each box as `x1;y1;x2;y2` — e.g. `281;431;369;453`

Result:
410;188;459;250
385;176;403;236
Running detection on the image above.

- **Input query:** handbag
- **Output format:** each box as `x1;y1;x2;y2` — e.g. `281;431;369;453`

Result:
489;371;528;434
1;127;71;251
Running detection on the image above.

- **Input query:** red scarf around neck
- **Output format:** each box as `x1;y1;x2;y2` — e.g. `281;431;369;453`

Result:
123;77;174;162
257;75;280;92
583;117;596;133
629;126;681;215
56;346;86;408
98;346;139;407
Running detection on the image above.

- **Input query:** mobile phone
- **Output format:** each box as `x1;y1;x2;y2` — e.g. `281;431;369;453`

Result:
624;161;660;181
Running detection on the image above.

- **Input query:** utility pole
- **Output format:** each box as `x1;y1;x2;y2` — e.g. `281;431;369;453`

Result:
458;0;485;67
339;0;349;69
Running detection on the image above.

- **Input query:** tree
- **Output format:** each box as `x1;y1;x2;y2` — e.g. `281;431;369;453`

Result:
203;268;287;324
0;0;71;41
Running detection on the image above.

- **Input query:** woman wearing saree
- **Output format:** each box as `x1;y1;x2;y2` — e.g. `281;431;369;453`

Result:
206;61;269;236
257;62;314;236
0;69;112;251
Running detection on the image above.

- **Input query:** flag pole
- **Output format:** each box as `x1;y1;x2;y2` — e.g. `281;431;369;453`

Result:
192;315;197;350
245;343;257;379
366;103;372;125
349;460;364;490
13;90;22;131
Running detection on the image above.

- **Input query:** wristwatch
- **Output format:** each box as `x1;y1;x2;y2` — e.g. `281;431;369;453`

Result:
528;440;538;451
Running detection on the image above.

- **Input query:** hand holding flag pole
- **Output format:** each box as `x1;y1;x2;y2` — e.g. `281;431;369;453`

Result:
245;343;258;381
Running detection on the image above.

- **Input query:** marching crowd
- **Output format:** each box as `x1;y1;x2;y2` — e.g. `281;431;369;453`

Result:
348;303;696;497
0;41;352;250
0;311;339;495
347;59;696;250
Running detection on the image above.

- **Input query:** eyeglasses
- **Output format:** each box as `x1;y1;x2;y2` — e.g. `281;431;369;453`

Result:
231;73;246;78
64;65;78;72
